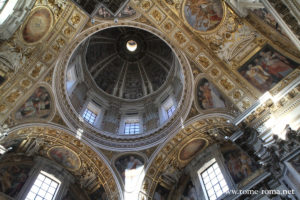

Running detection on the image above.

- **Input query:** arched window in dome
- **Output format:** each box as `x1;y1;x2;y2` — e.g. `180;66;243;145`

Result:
120;115;142;135
66;64;78;94
160;95;177;123
81;101;102;127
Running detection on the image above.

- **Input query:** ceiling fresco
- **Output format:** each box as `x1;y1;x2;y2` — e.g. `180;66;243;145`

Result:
21;7;54;44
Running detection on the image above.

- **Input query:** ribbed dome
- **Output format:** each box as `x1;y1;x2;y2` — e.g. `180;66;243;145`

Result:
85;27;174;100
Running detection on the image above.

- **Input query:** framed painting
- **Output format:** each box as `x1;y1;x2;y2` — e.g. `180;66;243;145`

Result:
238;44;299;93
194;75;233;112
221;143;259;185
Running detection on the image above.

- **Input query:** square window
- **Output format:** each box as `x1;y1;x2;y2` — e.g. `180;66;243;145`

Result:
44;177;51;184
37;174;45;181
201;162;229;200
25;171;60;200
82;108;97;124
166;105;175;118
50;181;58;188
38;189;46;197
124;121;140;135
48;186;56;194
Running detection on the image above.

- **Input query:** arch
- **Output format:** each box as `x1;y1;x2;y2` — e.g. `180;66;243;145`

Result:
138;113;236;199
2;123;122;200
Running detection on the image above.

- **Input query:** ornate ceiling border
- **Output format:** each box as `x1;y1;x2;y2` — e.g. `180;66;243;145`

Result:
129;0;258;112
0;1;89;124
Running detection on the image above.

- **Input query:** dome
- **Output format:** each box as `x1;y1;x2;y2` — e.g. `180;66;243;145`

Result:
85;27;173;100
54;24;193;150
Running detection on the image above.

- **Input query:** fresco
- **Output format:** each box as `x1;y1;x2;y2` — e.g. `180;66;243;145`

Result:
0;165;31;197
22;7;52;43
221;143;258;184
179;139;207;161
180;180;198;200
252;8;285;36
97;4;136;19
89;186;107;200
238;45;299;93
48;146;81;171
115;154;144;182
15;87;51;120
153;184;170;200
197;78;227;110
184;0;223;31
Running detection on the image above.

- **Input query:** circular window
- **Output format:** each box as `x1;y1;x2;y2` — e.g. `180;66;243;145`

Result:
126;40;137;52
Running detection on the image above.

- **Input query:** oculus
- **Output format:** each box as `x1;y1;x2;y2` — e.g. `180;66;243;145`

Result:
126;40;137;52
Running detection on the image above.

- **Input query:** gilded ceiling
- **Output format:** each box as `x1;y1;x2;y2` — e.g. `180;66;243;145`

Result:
0;0;299;200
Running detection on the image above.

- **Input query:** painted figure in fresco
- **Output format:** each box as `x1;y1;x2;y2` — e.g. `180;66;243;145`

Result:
238;45;299;93
245;63;272;92
16;87;51;120
197;78;225;110
115;155;144;181
0;166;30;197
185;0;222;31
260;51;294;79
49;147;79;170
253;8;284;35
126;156;143;169
223;150;257;184
181;181;197;200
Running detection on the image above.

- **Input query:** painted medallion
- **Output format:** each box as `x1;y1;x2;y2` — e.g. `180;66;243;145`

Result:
48;146;81;171
22;7;53;43
15;87;51;120
179;138;207;161
184;0;223;32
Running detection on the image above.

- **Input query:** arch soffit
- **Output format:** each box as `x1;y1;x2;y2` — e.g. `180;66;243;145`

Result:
4;123;122;200
139;113;236;197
